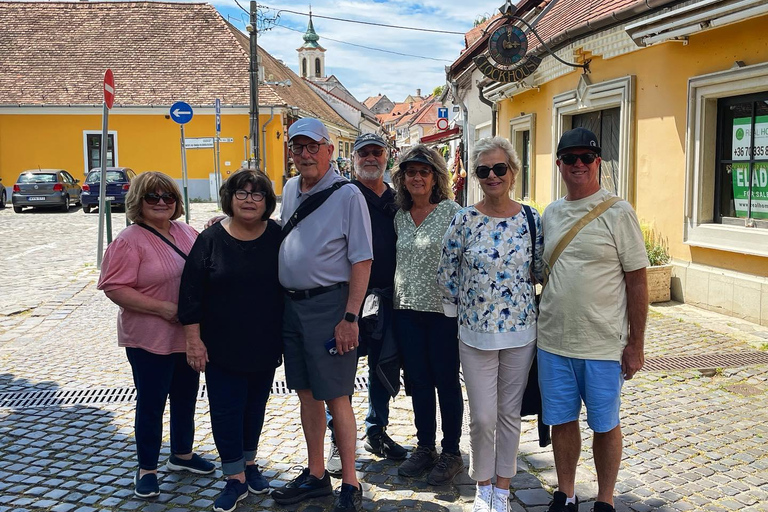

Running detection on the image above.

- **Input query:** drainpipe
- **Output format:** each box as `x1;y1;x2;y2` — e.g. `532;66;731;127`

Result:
261;106;275;175
477;83;496;137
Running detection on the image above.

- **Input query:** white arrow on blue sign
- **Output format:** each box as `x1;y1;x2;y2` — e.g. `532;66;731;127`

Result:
170;101;194;124
438;107;448;119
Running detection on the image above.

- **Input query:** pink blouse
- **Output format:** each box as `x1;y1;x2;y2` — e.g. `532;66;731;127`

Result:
98;222;198;355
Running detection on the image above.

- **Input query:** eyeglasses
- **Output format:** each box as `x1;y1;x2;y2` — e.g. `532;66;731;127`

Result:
143;192;177;205
289;142;326;155
357;148;385;158
475;163;509;179
405;168;433;178
559;153;598;165
234;189;266;202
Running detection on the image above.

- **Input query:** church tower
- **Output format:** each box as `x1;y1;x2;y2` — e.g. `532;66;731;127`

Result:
297;9;326;80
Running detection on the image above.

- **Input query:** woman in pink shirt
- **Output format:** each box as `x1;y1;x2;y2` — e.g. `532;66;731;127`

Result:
98;172;214;499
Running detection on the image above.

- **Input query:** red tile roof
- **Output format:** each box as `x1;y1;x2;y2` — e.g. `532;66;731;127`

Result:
0;0;356;130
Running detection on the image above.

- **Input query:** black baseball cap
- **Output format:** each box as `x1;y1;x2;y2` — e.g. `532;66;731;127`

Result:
398;153;434;171
353;133;387;152
557;127;601;155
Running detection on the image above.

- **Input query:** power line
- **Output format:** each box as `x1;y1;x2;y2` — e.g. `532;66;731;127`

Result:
258;4;466;35
272;22;454;62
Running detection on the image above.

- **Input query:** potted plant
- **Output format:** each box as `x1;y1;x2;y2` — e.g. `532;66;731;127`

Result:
641;223;672;303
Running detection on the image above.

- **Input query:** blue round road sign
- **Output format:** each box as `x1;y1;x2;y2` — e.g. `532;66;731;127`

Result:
170;101;194;124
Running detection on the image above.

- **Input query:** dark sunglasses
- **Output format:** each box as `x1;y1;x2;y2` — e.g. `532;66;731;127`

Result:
405;168;433;178
143;192;177;205
357;148;385;158
475;163;509;179
559;153;598;165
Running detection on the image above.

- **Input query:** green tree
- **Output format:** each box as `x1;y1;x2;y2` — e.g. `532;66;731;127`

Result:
432;85;444;97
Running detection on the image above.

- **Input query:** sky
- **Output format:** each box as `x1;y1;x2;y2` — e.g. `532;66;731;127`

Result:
209;0;507;103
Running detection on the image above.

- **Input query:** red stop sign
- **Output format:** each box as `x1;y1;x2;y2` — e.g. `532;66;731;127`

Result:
103;69;115;109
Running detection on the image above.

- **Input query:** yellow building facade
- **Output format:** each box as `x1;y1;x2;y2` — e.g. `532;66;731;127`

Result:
478;5;768;324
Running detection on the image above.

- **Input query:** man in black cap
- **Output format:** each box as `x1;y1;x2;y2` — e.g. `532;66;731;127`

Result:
325;132;407;477
539;127;649;512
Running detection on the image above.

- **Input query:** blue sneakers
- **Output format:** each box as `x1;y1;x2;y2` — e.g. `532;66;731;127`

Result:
133;469;160;498
166;453;216;475
245;464;270;494
213;479;249;512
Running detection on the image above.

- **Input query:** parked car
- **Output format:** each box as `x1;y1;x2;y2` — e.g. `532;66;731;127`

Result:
0;177;6;208
81;167;136;213
12;169;82;213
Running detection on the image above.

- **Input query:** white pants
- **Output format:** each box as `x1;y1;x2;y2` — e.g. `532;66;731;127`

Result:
459;340;536;481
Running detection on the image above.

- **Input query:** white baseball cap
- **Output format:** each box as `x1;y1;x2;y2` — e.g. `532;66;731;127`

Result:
288;118;330;143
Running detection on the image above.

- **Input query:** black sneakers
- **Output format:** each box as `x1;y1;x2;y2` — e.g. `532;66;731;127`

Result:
547;491;579;512
592;501;616;512
397;445;438;477
426;451;464;486
364;430;407;460
332;482;362;512
166;453;216;475
271;467;333;505
133;469;160;498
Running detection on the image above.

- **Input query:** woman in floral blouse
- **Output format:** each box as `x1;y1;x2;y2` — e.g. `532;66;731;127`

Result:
437;137;544;512
391;144;465;487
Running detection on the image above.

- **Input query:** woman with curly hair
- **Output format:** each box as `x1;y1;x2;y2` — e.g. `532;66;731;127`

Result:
390;144;464;486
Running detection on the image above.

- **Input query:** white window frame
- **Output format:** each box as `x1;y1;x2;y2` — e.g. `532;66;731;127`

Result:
551;75;635;201
684;61;768;258
82;130;119;176
510;113;536;200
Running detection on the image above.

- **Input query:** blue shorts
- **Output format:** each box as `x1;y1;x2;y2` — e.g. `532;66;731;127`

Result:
537;348;623;433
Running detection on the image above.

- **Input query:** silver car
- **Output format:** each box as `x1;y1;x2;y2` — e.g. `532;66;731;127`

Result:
12;169;82;213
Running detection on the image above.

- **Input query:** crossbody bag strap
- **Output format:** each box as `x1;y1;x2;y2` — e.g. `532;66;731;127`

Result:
542;196;622;288
521;204;536;279
282;181;349;239
137;222;188;261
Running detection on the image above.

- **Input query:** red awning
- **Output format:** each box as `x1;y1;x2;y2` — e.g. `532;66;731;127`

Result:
420;126;461;144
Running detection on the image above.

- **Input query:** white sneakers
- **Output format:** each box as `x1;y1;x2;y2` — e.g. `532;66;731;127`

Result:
473;485;510;512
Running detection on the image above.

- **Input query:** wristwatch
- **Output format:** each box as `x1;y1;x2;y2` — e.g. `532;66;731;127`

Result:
344;312;359;323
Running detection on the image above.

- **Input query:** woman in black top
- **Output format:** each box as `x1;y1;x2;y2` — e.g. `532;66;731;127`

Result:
179;169;282;512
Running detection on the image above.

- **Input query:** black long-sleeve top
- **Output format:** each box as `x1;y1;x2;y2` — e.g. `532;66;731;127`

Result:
178;220;283;373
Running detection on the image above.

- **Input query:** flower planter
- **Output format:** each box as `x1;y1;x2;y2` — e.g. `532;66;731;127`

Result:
646;264;672;303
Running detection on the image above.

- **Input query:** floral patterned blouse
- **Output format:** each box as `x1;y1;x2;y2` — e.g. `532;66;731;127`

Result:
394;200;461;313
437;205;545;350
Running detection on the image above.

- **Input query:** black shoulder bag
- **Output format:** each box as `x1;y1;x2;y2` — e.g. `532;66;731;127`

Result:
282;181;350;239
520;204;551;447
137;223;188;261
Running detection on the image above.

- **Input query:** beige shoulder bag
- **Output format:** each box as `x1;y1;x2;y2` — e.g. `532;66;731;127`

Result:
541;196;621;290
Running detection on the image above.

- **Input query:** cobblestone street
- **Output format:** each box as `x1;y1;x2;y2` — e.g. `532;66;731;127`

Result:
1;203;767;512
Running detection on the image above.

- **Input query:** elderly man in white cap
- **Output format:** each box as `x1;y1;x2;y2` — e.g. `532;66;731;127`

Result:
270;118;372;512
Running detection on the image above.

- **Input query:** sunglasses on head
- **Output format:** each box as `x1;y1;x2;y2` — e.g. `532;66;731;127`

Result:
559;153;598;165
475;163;509;179
357;148;385;158
143;192;177;205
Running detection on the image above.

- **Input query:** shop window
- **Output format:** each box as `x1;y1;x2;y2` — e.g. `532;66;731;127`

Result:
715;92;768;228
573;108;621;195
685;62;768;257
510;114;536;201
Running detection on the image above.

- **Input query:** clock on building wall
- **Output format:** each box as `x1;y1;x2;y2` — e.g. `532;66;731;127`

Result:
488;25;527;67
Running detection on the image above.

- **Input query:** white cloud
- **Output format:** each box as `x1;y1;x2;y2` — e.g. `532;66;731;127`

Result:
217;0;504;101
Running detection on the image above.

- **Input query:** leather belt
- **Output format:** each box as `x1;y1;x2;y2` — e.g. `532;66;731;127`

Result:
284;282;347;301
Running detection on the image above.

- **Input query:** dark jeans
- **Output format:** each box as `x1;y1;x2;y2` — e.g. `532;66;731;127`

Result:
126;348;200;470
205;360;275;476
327;317;391;442
393;309;462;454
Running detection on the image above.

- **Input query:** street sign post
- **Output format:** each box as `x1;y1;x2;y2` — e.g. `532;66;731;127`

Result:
170;101;193;224
97;69;115;270
214;99;222;208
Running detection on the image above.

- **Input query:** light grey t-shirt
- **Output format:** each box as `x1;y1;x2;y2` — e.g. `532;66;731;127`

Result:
279;167;373;290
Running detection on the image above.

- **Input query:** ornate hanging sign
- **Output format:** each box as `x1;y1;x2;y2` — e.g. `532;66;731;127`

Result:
473;4;589;85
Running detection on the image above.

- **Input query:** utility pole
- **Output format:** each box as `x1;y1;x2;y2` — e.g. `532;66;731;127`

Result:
249;0;260;170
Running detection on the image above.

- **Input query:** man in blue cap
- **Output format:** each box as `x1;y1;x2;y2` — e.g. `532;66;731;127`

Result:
271;118;372;512
540;127;649;512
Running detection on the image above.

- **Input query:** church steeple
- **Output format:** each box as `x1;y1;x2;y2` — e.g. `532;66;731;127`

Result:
297;7;326;80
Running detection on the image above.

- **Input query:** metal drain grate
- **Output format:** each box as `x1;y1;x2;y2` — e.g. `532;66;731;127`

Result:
0;375;392;410
644;351;768;372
